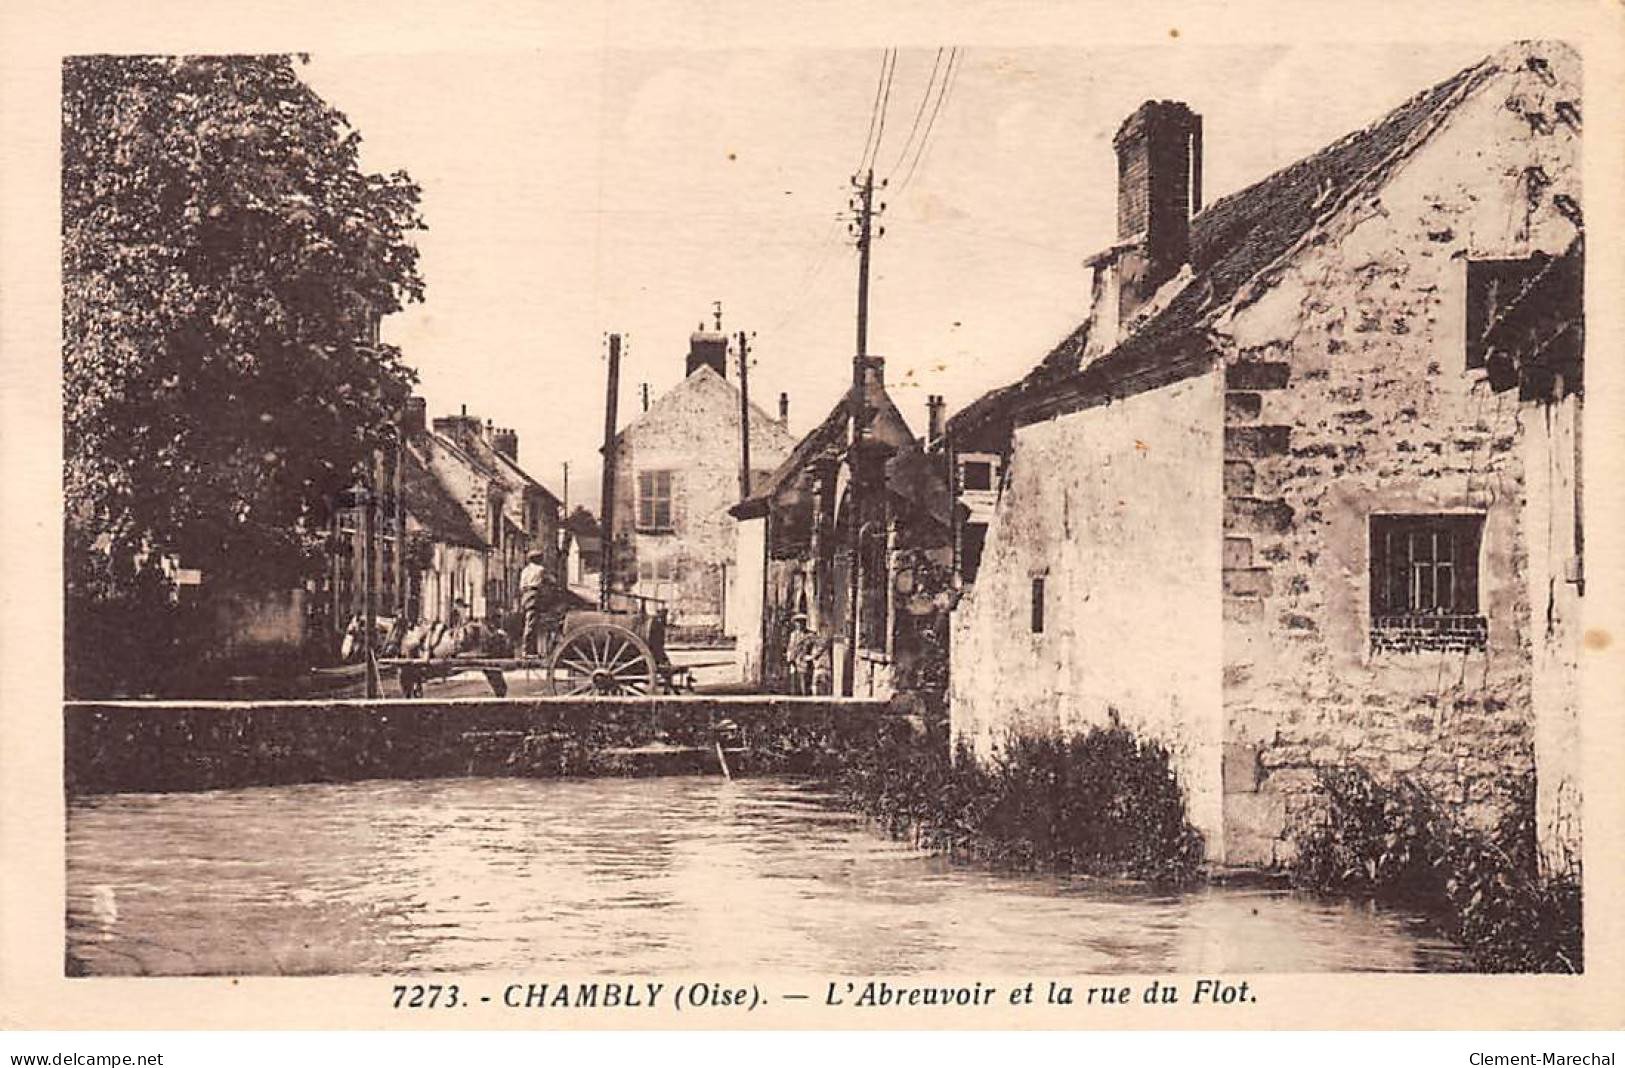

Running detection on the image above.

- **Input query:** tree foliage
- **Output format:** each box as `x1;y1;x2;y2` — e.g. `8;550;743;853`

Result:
63;54;426;595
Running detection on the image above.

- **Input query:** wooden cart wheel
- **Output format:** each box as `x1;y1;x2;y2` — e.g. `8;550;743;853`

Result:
546;623;657;696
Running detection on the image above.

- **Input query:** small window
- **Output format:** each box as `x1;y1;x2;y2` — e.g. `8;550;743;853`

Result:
1370;514;1487;653
637;470;674;532
1030;575;1045;634
961;460;994;492
960;522;988;584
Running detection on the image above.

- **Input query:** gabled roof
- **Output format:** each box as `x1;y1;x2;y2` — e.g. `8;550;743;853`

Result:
950;47;1506;437
734;373;914;516
458;431;562;506
613;364;792;451
401;441;488;549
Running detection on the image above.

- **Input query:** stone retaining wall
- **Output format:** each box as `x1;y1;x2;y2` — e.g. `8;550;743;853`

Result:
65;696;897;795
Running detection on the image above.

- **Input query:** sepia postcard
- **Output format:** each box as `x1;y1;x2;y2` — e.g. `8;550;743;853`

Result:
1;0;1622;1033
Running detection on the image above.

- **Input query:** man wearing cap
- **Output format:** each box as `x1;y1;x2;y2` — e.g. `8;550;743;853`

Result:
519;549;563;658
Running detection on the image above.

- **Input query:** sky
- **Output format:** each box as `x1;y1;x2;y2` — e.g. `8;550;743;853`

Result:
301;40;1499;510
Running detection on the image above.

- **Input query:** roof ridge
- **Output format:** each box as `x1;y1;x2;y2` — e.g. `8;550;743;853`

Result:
1220;55;1501;315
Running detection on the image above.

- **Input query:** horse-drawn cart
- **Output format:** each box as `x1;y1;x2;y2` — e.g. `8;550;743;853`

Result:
382;595;693;699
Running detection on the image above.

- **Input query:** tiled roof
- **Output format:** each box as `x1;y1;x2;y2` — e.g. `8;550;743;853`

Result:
736;374;914;513
950;49;1502;436
402;439;488;549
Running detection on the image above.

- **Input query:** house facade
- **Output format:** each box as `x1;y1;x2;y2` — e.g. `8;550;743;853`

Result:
732;358;955;699
605;323;795;638
328;397;562;637
946;43;1583;870
429;408;563;627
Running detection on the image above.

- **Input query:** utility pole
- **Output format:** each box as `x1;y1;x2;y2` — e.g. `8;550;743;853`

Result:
737;330;753;500
361;462;379;698
392;429;405;620
843;167;884;696
561;461;570;515
599;333;622;611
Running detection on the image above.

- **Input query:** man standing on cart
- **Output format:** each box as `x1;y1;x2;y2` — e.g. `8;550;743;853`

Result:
519;549;567;658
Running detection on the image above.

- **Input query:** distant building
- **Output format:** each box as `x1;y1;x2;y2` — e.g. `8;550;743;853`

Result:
328;397;562;635
731;357;954;699
429;407;563;624
945;43;1583;868
604;320;795;639
561;509;603;601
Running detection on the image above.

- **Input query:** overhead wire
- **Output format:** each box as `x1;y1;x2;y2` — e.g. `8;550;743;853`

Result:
856;49;897;174
886;48;945;181
865;49;898;174
894;46;959;195
765;48;899;335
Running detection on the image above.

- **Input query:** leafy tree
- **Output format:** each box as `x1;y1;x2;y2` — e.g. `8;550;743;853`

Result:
62;54;426;600
563;505;600;540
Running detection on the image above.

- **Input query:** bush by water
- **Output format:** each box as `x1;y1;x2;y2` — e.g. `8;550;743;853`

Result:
819;724;1206;887
1290;765;1582;973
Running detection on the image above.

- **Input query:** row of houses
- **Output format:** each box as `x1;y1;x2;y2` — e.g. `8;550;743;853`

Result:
698;41;1582;871
322;398;566;646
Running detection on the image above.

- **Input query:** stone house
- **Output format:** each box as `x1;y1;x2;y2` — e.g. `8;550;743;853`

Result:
429;406;563;625
732;357;955;698
329;397;561;635
945;42;1583;869
604;323;795;639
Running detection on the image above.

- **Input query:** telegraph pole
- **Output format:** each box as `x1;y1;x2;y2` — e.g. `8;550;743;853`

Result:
361;463;379;698
599;333;622;611
737;330;753;500
844;168;884;695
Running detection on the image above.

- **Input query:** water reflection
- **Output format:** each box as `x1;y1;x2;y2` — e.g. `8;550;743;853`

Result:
66;776;1459;976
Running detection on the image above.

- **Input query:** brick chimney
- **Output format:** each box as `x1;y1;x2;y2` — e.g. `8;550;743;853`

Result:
401;395;427;436
492;427;518;462
1114;100;1203;307
778;392;789;426
687;323;728;379
925;394;945;446
433;405;484;454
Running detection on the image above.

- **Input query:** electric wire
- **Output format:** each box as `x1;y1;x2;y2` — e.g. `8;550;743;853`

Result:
887;48;945;181
894;46;959;195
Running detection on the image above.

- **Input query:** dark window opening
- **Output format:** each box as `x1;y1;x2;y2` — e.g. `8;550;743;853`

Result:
860;528;888;651
960;522;988;584
1030;575;1045;634
1370;514;1487;653
961;460;994;492
1466;246;1583;401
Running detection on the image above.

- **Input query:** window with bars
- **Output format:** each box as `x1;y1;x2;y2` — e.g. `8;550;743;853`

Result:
1369;514;1487;652
637;470;674;532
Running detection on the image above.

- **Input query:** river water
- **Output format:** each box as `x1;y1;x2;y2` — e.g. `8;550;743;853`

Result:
66;776;1459;976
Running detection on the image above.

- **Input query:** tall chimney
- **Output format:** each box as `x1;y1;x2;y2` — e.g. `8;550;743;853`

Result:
926;394;945;446
778;391;789;426
401;395;427;436
687;323;728;378
1114;100;1202;300
492;427;518;462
